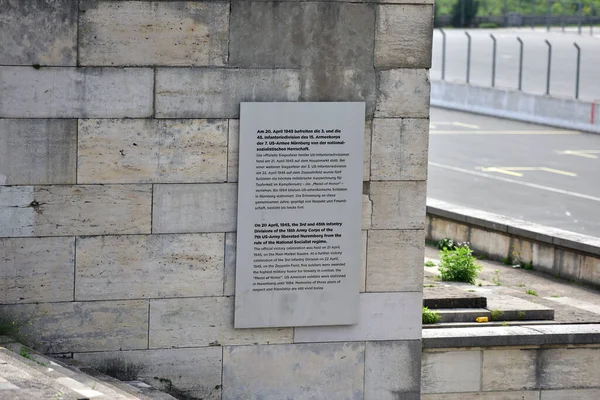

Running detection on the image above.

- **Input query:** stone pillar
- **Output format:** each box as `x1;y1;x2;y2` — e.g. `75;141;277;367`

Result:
0;0;432;398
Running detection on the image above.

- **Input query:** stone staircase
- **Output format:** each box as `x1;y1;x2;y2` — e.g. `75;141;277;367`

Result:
0;336;175;400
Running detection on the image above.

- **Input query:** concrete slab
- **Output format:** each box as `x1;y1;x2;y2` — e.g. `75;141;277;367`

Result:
422;326;545;348
423;286;487;309
437;309;491;323
486;294;554;321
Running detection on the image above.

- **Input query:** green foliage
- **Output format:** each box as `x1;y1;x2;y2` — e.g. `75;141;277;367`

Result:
493;269;501;286
424;260;437;267
501;256;513;266
478;22;499;28
436;0;600;18
423;307;441;324
490;309;504;321
522;261;534;270
526;289;538;296
438;245;482;284
437;238;469;251
451;0;480;27
517;311;527;320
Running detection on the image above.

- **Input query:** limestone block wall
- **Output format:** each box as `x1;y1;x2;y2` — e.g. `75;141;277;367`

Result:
0;1;433;399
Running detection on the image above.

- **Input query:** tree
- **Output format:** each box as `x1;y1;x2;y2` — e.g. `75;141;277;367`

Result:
451;0;480;27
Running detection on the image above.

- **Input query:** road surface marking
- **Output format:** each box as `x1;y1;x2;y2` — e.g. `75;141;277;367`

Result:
429;162;600;202
478;167;577;178
430;130;581;135
557;150;600;159
544;296;600;315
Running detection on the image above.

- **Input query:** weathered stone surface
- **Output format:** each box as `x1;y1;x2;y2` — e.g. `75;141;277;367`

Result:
360;230;367;292
222;342;364;400
422;350;481;393
558;250;583;281
369;181;426;229
0;185;151;237
0;67;153;118
366;229;425;292
0;300;148;353
578;254;600;286
539;348;600;389
1;237;74;304
541;389;600;400
422;326;545;349
375;5;433;68
532;242;556;275
74;347;222;400
0;119;76;185
224;233;236;296
362;194;373;230
230;2;374;68
422;392;540;400
364;120;372;181
0;0;77;65
429;216;470;243
511;238;533;264
364;340;421;400
294;292;421;342
152;183;237;233
155;69;301;118
482;349;537;391
149;297;293;348
376;69;430;118
469;228;511;260
227;120;240;182
76;233;224;301
79;1;229;66
371;118;429;181
78;119;228;183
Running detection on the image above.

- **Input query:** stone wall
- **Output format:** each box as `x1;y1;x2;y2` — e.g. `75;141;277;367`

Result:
0;1;433;398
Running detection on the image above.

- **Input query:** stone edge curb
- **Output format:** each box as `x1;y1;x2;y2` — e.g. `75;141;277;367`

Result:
422;324;600;348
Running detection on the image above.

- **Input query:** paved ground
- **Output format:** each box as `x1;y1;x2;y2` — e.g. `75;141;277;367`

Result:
428;107;600;237
432;27;600;101
424;245;600;325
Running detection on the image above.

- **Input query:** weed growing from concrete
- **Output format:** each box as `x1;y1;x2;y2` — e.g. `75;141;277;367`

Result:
424;260;436;267
551;294;561;298
422;307;441;324
526;289;538;296
490;309;504;321
493;269;501;286
501;256;513;266
438;245;482;284
517;311;527;320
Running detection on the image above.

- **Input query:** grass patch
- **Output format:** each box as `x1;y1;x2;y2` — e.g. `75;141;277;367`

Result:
424;260;436;267
526;289;538;296
438;245;482;284
422;307;441;324
517;311;527;320
551;294;561;298
19;347;46;367
501;256;513;266
490;309;504;321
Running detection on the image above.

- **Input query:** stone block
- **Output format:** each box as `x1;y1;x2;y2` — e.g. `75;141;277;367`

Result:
155;68;301;118
482;349;537;391
224;233;236;296
422;326;545;349
370;181;426;230
422;392;540;400
227;120;240;182
149;297;293;348
360;230;367;292
76;233;224;301
294;292;422;342
422;350;481;394
539;348;600;389
541;389;600;400
557;250;582;281
0;300;148;353
511;238;534;264
0;0;77;65
77;119;228;184
1;237;74;304
376;5;433;68
364;340;421;400
152;183;237;233
222;342;364;400
532;242;556;274
579;254;600;286
0;185;151;237
0;67;153;118
366;229;424;292
429;217;470;243
230;2;374;69
469;228;511;260
79;1;228;66
376;69;430;118
0;119;76;185
371;118;429;181
74;347;222;400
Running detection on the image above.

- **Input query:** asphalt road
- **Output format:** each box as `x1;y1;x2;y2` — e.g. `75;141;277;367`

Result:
428;107;600;238
432;28;600;101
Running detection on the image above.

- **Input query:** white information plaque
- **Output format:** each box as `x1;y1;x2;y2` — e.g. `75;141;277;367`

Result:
234;102;365;328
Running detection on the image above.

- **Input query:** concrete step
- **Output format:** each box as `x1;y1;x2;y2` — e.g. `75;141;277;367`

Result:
486;294;554;321
423;286;487;309
436;308;491;323
0;336;177;400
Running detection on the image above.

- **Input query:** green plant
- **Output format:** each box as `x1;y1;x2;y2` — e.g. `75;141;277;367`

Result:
501;256;513;266
492;269;501;286
424;260;436;267
438;245;482;284
517;283;525;287
437;238;456;250
522;261;534;270
32;64;41;70
423;284;435;288
517;311;527;320
479;22;499;28
451;0;480;27
551;294;561;298
425;239;438;247
526;289;538;296
19;347;45;367
478;282;482;286
501;321;508;326
422;307;441;324
490;309;504;321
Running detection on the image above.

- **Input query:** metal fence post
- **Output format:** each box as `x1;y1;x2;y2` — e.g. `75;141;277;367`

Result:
490;34;497;87
574;42;581;99
545;39;552;95
517;37;524;90
465;31;472;84
440;28;447;81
